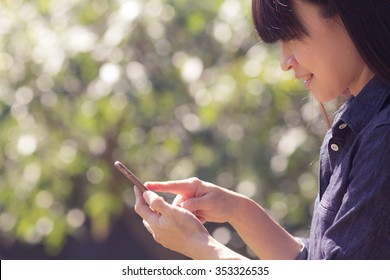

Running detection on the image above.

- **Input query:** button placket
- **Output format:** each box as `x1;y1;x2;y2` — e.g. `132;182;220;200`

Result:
338;123;347;130
330;143;339;152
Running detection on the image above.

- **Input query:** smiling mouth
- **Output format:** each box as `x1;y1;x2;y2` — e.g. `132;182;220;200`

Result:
303;74;313;88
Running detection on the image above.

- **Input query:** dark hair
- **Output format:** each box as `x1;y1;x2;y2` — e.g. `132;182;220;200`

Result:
252;0;390;84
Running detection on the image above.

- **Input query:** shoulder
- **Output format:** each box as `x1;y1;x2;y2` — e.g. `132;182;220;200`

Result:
372;99;390;126
360;97;390;142
350;114;390;180
356;121;390;155
349;100;390;167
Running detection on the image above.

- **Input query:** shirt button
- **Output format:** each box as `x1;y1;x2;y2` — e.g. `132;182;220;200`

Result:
331;144;339;152
339;123;347;129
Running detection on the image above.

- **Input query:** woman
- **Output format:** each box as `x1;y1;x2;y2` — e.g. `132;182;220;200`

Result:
134;0;390;259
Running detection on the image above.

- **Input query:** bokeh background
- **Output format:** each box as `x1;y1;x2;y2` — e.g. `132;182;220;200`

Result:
0;0;327;259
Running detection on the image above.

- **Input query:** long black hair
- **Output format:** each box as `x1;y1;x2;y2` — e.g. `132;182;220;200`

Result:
252;0;390;85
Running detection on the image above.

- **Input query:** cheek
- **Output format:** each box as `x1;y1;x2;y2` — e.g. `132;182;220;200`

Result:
311;73;346;102
315;53;349;84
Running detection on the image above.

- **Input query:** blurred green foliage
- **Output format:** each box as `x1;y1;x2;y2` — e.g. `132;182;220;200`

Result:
0;0;326;258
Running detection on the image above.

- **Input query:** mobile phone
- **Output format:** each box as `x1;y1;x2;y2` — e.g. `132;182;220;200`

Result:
114;161;148;193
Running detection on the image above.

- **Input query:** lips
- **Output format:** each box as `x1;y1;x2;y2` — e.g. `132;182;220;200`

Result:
303;74;313;88
295;74;313;89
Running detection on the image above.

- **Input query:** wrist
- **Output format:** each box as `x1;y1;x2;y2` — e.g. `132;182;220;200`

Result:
227;193;256;226
227;197;303;259
189;235;247;260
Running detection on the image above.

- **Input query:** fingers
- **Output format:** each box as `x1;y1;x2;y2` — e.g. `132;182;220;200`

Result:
134;183;207;230
181;197;210;223
197;216;207;224
134;186;171;219
145;177;202;195
172;194;185;207
134;186;154;220
181;196;207;214
143;190;171;214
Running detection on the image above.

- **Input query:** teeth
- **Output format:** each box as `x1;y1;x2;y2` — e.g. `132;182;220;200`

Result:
304;75;312;83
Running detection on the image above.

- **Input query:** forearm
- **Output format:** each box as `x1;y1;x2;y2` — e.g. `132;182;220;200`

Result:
229;196;302;260
189;235;249;260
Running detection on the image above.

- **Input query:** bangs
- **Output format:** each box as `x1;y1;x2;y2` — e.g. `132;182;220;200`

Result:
252;0;307;43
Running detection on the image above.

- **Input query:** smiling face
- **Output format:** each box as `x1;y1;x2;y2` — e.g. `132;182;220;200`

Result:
279;0;374;102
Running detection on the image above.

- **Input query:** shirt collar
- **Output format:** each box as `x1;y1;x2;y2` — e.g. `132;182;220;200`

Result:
336;76;390;135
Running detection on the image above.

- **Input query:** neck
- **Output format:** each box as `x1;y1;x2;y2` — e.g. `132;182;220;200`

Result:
350;69;375;97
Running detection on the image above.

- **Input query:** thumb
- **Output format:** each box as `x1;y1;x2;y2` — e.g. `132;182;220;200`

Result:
172;194;185;207
181;197;210;224
180;196;207;213
143;191;171;214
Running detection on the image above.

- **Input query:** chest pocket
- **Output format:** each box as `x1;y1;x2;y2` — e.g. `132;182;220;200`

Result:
318;163;349;225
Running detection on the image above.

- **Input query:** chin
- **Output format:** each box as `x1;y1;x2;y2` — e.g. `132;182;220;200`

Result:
310;88;340;103
311;92;334;103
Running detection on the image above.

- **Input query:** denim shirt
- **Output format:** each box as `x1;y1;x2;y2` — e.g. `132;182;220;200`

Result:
298;76;390;259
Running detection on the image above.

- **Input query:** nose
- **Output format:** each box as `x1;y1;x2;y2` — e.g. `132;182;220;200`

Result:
280;42;296;71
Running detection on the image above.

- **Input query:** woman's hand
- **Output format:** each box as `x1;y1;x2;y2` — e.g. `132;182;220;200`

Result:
133;186;246;259
144;178;302;259
145;177;245;224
